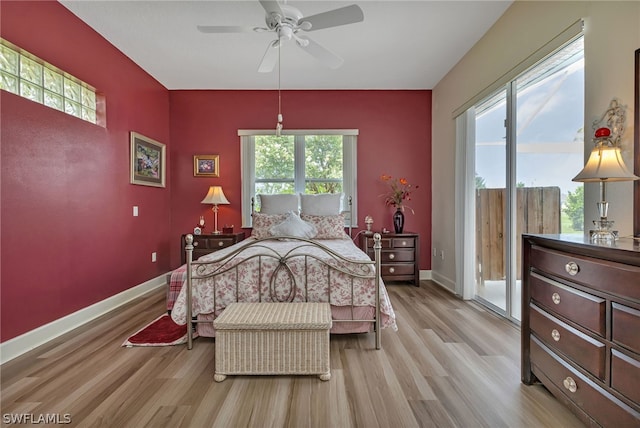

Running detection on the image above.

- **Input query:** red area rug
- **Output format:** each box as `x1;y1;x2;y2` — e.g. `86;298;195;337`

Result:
122;314;197;347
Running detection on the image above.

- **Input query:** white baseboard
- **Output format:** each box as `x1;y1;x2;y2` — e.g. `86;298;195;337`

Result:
0;273;168;365
430;271;459;296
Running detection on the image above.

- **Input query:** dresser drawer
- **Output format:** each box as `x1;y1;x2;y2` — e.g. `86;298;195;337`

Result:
530;272;606;337
612;303;640;354
611;349;640;405
530;245;640;301
530;304;605;380
531;337;640;426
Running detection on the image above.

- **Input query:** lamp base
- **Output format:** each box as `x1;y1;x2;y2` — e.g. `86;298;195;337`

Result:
589;219;618;243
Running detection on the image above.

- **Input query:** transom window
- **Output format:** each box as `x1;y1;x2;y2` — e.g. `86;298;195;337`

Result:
239;130;358;227
0;39;99;125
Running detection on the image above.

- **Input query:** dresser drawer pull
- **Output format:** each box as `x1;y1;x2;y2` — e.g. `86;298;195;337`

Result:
193;242;199;247
401;240;407;246
389;253;395;260
552;292;561;305
565;261;580;276
389;267;395;274
551;329;560;342
563;377;577;393
218;241;224;247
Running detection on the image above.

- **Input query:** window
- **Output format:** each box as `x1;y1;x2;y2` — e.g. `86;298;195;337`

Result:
239;130;358;227
0;39;99;125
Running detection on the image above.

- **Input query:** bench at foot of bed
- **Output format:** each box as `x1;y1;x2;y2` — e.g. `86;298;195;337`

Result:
212;302;332;382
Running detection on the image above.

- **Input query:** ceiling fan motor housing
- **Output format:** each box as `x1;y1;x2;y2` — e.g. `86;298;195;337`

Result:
265;4;305;31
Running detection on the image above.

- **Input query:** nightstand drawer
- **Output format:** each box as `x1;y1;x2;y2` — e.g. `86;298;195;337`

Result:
181;233;245;264
197;237;238;249
392;237;415;248
530;304;605;380
531;337;640;426
381;264;415;277
530;272;605;337
375;250;415;263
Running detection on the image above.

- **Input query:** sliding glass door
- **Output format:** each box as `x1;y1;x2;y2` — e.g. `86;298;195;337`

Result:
471;37;584;321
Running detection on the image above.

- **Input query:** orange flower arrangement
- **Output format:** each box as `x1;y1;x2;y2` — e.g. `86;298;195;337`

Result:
380;174;417;213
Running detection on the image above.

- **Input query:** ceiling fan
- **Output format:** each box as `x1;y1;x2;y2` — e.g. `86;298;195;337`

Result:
197;1;364;72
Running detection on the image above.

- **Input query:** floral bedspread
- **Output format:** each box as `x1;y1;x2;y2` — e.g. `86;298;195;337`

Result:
169;237;397;330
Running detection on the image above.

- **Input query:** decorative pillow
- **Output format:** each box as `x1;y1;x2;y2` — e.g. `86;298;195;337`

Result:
301;213;349;239
251;212;287;239
269;211;317;239
300;193;343;216
258;194;299;214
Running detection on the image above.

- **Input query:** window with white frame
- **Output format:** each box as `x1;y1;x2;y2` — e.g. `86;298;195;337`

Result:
239;130;358;227
0;39;99;124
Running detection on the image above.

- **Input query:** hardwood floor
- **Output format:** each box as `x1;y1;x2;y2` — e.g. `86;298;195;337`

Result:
1;281;585;427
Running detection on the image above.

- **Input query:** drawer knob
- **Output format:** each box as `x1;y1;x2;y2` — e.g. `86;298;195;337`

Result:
563;377;577;393
389;253;395;260
552;292;561;305
218;241;224;247
389;267;395;274
193;242;199;247
401;241;407;246
551;329;560;342
565;261;579;276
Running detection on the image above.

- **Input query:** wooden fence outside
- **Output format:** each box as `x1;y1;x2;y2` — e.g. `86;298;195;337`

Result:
475;186;561;283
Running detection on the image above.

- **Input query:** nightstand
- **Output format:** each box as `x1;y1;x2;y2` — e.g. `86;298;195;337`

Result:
359;232;419;286
181;232;245;264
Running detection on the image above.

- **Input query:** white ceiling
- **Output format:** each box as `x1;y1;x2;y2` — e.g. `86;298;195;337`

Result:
60;0;512;90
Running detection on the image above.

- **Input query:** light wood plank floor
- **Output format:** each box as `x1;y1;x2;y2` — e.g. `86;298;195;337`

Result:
1;281;585;427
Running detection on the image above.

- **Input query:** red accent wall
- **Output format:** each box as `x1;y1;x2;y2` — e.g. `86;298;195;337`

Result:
1;2;432;343
169;90;432;270
1;1;171;341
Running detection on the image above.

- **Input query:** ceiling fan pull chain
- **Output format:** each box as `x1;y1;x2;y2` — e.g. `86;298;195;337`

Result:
276;41;283;136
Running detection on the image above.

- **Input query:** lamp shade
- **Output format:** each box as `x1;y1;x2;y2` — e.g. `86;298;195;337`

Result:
201;186;230;205
572;145;639;183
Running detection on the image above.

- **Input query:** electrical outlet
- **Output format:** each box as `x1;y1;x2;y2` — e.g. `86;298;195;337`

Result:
133;206;139;217
440;250;445;260
151;252;157;262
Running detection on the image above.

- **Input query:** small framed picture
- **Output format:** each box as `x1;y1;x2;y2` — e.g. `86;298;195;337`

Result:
130;132;166;187
194;155;220;177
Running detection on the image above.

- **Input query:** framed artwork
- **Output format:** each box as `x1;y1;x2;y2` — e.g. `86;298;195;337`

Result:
194;154;220;177
634;48;639;237
130;132;166;187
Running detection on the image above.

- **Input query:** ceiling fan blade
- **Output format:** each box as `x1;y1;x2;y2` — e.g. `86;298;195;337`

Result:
197;25;253;33
297;36;343;69
299;5;364;31
258;40;279;73
259;0;283;18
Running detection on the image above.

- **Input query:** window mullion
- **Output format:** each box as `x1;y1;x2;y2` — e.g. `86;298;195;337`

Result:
294;135;305;194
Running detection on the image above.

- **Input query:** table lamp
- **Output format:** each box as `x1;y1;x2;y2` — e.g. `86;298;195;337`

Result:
573;127;639;242
201;186;230;234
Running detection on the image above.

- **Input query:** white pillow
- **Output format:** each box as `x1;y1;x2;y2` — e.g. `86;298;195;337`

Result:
300;193;343;216
258;194;299;214
269;211;317;239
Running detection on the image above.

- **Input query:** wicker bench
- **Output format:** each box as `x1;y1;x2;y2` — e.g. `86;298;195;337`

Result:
212;302;332;382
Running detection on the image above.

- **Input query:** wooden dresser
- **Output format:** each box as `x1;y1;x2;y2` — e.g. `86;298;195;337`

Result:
521;234;640;426
181;232;245;264
359;232;419;286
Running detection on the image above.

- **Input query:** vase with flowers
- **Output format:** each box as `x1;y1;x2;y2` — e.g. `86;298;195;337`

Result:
380;174;417;233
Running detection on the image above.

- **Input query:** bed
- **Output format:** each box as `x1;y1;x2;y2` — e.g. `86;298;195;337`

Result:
167;193;397;350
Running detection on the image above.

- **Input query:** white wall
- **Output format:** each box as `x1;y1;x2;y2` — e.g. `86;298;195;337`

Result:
432;1;640;293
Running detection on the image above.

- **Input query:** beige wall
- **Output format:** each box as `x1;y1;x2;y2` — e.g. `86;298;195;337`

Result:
431;1;640;293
